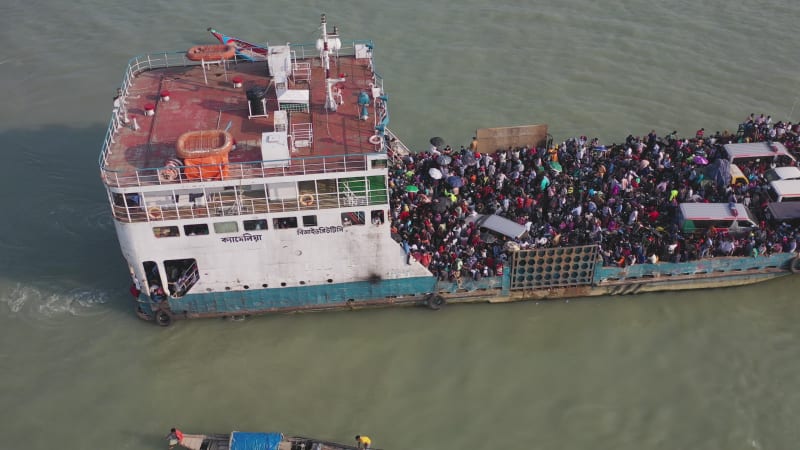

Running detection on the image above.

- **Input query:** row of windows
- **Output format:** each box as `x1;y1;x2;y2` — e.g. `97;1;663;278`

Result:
153;210;385;238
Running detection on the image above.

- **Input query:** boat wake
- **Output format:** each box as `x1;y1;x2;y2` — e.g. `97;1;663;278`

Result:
1;282;110;318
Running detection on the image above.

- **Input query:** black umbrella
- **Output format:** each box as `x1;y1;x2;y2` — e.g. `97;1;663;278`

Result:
432;196;452;213
430;136;445;147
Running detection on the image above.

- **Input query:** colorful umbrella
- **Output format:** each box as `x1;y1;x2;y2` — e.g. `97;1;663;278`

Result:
446;176;464;188
405;185;419;193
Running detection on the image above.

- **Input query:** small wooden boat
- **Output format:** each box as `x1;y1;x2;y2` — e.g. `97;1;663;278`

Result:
176;431;377;450
208;27;269;61
176;130;234;159
186;44;236;61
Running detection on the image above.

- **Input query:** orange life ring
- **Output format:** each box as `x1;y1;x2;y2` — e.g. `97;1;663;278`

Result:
148;206;163;220
300;194;315;207
186;44;236;61
369;135;382;145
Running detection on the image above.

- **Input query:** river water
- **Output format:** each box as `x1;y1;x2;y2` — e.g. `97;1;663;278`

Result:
2;1;800;449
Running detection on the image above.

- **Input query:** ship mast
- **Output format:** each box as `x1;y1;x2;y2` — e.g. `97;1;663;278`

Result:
320;14;345;111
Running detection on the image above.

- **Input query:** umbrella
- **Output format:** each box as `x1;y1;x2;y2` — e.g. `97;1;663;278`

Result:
693;155;709;165
430;136;445;147
428;167;443;179
549;161;563;173
405;185;419;193
463;153;477;166
432;197;451;213
447;176;464;188
437;155;452;166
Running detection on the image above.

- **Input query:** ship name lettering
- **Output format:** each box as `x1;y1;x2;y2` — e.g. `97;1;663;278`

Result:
297;226;345;236
220;233;263;243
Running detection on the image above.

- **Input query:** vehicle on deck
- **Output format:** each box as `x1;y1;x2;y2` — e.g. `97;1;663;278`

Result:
764;166;800;182
766;179;800;202
678;203;758;237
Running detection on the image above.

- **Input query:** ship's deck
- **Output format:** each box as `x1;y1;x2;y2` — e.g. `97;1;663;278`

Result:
101;44;399;189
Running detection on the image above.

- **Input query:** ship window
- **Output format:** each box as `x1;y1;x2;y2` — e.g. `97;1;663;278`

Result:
367;175;388;204
213;221;239;233
273;216;298;229
371;210;385;224
184;224;209;236
371;159;388;169
302;215;318;226
153;226;179;238
125;193;141;206
244;219;268;231
342;211;365;226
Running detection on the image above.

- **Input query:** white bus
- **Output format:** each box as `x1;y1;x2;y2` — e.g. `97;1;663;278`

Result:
678;203;758;236
764;166;800;182
766;179;800;202
723;142;795;166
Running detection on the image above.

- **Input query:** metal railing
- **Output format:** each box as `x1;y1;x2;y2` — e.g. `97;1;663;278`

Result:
101;153;379;188
111;187;387;223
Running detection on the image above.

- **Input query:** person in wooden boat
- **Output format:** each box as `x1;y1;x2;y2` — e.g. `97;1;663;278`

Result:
166;428;184;449
355;435;372;449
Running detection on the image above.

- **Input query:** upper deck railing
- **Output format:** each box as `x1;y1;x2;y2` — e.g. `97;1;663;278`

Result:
99;39;385;189
102;153;385;188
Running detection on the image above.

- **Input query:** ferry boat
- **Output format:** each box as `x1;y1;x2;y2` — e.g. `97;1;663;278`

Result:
99;15;800;326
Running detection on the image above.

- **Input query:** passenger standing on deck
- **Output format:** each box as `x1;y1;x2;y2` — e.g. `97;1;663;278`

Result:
470;136;478;151
166;428;184;449
355;435;372;449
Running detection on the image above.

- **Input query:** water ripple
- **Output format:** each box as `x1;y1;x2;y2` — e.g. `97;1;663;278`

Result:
2;282;110;319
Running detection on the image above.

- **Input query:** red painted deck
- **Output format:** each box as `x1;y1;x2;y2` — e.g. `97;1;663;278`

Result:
102;51;384;188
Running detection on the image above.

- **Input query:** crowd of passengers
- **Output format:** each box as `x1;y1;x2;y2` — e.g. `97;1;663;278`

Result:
388;114;800;281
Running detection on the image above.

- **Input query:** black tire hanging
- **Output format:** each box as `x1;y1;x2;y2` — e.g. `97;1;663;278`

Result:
791;257;800;274
426;294;445;310
155;310;174;327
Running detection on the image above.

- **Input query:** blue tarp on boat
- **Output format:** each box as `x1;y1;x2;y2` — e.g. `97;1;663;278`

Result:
230;432;283;450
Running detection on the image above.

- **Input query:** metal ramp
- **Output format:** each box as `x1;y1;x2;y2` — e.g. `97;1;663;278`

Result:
509;245;599;290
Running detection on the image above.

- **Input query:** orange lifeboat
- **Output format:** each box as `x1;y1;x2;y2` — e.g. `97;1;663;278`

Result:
186;44;236;61
176;130;234;159
176;130;234;181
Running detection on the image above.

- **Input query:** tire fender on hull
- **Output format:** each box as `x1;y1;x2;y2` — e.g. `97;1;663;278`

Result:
426;294;446;310
155;309;174;327
791;256;800;274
